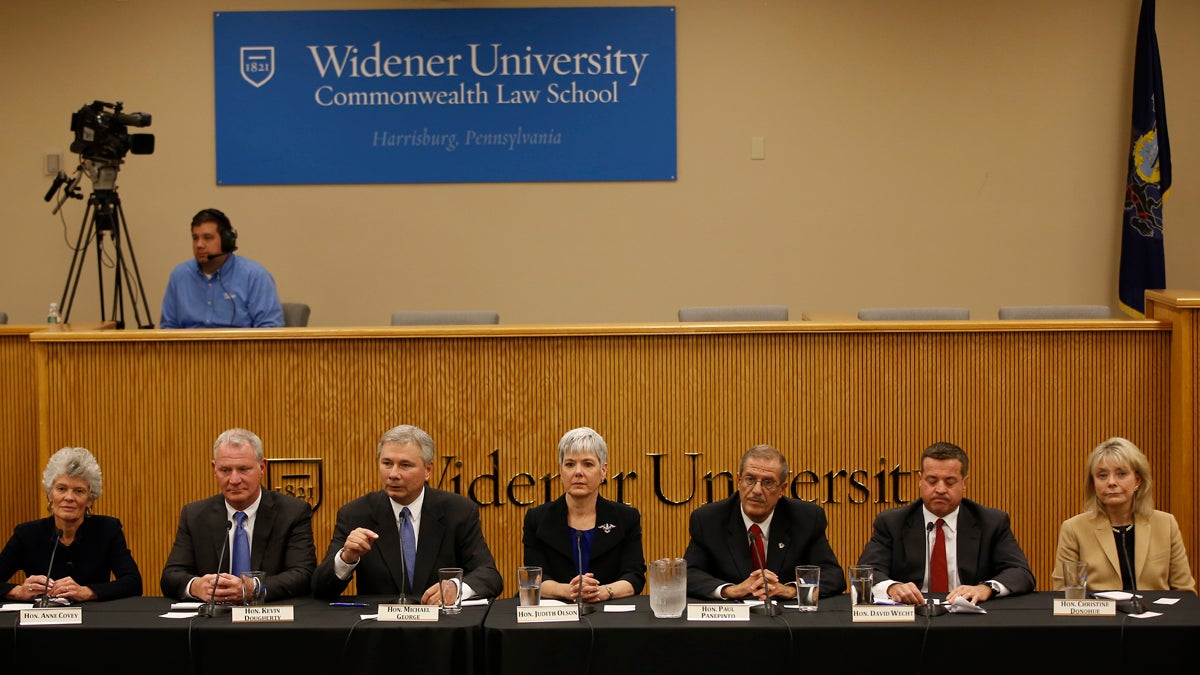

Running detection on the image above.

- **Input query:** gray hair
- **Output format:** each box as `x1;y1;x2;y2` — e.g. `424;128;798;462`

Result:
212;428;265;461
377;424;436;464
1085;436;1154;517
42;447;103;501
738;444;790;481
558;427;608;465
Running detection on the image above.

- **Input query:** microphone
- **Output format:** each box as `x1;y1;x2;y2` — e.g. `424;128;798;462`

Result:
1116;527;1147;614
197;520;233;617
575;530;595;617
397;510;410;605
34;529;64;608
915;521;947;617
748;528;781;616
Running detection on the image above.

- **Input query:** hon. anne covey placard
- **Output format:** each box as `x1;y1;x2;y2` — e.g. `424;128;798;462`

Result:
213;7;677;185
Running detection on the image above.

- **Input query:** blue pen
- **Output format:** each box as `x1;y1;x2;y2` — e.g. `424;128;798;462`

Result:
329;602;369;607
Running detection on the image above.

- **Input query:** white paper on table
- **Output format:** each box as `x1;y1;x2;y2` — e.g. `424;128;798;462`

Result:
171;602;204;611
537;598;568;606
603;604;637;612
1154;597;1180;606
462;598;490;606
946;597;986;614
161;611;200;619
1093;591;1139;601
1;603;35;612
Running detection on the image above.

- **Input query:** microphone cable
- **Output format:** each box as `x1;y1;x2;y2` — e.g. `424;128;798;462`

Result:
340;614;374;666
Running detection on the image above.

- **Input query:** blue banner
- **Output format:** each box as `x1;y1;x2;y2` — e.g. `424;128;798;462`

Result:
213;7;676;184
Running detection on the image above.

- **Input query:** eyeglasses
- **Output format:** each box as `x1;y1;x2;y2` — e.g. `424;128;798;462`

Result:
738;476;781;493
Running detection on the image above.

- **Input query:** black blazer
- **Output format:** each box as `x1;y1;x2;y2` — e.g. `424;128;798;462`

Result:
311;487;503;600
855;498;1036;594
522;495;646;593
0;514;142;601
683;493;846;599
159;490;317;601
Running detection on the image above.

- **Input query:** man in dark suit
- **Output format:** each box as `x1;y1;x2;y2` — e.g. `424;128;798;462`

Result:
856;441;1035;606
311;424;502;603
684;444;845;601
160;428;317;602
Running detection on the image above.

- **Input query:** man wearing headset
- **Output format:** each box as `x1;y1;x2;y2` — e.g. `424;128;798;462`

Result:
160;208;284;328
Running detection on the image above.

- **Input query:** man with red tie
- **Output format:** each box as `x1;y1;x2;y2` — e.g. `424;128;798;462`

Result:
684;445;845;601
856;441;1035;606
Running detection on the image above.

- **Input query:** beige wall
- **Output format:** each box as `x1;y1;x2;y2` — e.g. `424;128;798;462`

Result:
2;0;1198;326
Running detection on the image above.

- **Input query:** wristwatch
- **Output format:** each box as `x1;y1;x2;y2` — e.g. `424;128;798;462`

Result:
985;580;1002;597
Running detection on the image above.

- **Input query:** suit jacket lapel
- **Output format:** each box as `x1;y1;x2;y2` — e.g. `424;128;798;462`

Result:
250;490;274;570
1091;513;1121;576
764;504;791;571
591;498;622;561
955;505;981;583
725;499;754;576
204;496;232;573
538;497;574;563
414;488;446;590
369;491;409;592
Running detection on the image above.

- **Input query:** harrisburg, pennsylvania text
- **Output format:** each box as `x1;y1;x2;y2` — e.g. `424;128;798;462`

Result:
372;127;561;152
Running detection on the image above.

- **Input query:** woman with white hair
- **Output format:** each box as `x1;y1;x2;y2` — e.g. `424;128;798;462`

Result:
522;427;645;603
1;447;142;602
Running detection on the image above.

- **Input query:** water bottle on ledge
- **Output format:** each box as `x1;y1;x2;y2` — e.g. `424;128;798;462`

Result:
47;302;61;324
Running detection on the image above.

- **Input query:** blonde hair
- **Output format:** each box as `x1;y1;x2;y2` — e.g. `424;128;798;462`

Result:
1084;437;1153;518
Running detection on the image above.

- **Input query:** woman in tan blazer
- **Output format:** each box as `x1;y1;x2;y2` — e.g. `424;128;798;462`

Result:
1053;437;1195;593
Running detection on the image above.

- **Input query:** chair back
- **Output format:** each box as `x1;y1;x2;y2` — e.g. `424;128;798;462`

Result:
391;310;500;326
857;307;970;321
997;305;1112;320
677;305;788;322
0;311;7;325
281;302;311;327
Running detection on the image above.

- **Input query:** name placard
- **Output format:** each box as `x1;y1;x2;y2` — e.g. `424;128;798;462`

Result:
1053;599;1116;616
377;603;440;622
686;603;750;621
20;607;82;625
233;605;295;622
516;605;581;623
852;605;915;622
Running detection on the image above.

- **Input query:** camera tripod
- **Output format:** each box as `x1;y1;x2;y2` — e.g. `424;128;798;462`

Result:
59;187;154;328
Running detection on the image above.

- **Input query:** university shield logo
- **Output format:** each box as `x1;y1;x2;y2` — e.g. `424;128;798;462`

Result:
266;458;322;513
240;46;275;88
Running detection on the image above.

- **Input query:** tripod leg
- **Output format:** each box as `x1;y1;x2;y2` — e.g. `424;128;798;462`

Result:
112;198;154;329
60;197;98;323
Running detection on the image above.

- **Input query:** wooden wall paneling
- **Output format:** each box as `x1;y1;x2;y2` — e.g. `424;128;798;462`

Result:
24;321;1181;597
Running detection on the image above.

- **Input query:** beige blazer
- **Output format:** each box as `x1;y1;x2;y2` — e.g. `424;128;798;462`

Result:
1053;510;1196;593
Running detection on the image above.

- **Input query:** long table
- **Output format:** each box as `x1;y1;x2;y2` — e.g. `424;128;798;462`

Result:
1;592;1195;673
0;595;487;674
483;593;1199;673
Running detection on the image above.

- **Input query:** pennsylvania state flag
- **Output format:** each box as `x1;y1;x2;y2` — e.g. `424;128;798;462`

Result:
1118;0;1171;317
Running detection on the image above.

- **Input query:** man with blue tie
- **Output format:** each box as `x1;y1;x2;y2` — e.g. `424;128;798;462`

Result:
160;428;317;603
312;424;503;603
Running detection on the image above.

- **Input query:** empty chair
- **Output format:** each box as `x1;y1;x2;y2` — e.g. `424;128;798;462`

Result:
677;305;788;322
391;310;500;326
857;307;970;321
281;302;311;327
0;311;7;324
997;305;1112;320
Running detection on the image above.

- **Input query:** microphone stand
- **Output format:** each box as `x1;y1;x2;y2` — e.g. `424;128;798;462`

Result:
397;509;411;605
915;521;947;617
34;529;64;608
575;530;595;617
198;521;233;617
748;529;781;616
1116;527;1147;615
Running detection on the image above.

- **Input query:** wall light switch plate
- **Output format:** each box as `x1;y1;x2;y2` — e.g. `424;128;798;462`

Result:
751;137;765;160
45;153;61;175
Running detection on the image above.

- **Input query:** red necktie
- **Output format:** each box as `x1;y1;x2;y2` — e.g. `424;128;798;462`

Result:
930;518;948;593
749;524;766;570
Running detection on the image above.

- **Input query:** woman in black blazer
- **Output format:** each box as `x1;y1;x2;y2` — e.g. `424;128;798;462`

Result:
522;427;645;602
1;446;142;603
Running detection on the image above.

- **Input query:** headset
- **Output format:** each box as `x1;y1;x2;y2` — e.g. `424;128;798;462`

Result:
192;208;239;254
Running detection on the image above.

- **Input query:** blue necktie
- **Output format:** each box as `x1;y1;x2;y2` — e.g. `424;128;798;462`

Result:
232;511;250;576
400;507;416;591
